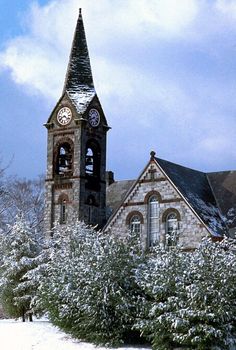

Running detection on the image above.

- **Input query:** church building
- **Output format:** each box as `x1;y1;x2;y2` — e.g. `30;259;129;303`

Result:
44;9;236;249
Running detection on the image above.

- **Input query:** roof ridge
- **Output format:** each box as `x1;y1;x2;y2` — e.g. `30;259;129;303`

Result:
155;157;205;175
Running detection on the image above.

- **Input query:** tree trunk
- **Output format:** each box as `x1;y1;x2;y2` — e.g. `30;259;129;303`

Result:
29;313;33;322
22;309;25;322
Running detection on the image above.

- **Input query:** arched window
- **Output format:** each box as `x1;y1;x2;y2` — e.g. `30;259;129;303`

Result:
85;140;100;178
126;211;143;235
60;199;67;224
58;194;69;224
55;142;73;175
85;140;101;191
166;212;179;246
130;215;141;234
85;148;94;175
148;195;159;246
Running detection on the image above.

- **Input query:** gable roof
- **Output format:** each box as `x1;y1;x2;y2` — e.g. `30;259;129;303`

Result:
63;9;96;114
155;157;227;236
105;156;229;237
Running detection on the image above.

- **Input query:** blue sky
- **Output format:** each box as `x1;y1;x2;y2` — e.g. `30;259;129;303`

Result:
1;0;236;180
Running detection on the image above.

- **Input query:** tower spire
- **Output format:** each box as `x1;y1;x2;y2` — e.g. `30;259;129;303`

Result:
63;9;95;113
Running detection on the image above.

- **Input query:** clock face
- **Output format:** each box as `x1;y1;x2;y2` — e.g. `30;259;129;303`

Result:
57;107;72;125
88;109;100;127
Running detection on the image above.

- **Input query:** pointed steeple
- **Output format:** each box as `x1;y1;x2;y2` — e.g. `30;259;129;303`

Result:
63;9;96;114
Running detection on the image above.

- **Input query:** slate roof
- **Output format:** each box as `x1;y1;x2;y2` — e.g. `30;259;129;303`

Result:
155;157;227;237
106;179;135;216
63;9;96;114
207;171;236;230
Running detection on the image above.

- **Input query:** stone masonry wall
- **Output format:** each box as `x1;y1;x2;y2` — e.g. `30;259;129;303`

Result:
105;161;209;249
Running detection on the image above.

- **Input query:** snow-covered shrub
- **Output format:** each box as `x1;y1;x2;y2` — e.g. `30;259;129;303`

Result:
135;239;236;350
135;245;190;350
0;215;41;321
39;221;144;346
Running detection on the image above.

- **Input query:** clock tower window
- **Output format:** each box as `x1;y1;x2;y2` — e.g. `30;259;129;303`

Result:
60;199;67;224
58;194;69;224
85;140;100;178
85;140;101;191
85;147;94;175
55;142;73;176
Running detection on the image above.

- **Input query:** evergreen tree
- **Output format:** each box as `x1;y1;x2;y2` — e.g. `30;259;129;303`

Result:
135;239;236;350
0;215;40;321
39;221;144;346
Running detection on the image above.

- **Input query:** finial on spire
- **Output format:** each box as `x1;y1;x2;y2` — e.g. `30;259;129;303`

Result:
150;150;156;160
79;8;82;16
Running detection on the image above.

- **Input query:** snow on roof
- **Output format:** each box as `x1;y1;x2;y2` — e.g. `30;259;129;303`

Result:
207;171;236;230
67;86;95;114
63;10;96;114
156;157;227;237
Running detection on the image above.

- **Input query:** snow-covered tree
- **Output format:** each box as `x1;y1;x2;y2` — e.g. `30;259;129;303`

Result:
135;244;189;349
0;215;40;321
135;239;236;350
0;175;44;237
39;221;144;346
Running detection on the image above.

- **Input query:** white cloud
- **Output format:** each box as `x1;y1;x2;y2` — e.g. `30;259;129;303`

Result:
134;0;199;35
0;37;65;98
0;0;201;100
1;0;236;176
101;0;199;38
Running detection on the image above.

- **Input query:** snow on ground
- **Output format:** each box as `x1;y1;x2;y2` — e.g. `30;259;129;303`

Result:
0;319;150;350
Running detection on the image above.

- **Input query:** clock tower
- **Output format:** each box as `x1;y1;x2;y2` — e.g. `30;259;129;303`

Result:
44;9;110;234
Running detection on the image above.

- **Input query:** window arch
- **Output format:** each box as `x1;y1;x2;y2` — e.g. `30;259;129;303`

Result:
144;190;162;204
162;209;181;246
55;140;73;176
130;215;141;233
126;211;144;235
148;195;159;246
